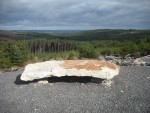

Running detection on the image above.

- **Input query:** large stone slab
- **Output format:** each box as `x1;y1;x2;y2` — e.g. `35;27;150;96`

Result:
21;60;120;81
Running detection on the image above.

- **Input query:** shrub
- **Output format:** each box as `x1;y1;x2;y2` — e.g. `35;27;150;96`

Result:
78;45;99;58
138;38;150;55
100;49;112;56
0;41;29;68
67;51;79;60
121;41;138;56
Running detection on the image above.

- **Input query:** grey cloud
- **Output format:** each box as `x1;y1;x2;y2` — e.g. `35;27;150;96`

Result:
0;0;150;30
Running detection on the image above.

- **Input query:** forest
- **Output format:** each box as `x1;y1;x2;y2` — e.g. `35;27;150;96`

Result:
0;29;150;68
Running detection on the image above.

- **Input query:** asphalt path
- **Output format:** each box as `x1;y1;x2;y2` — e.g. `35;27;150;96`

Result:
0;66;150;113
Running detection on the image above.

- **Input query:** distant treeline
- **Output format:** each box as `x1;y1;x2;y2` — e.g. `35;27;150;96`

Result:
1;29;150;41
0;29;150;68
67;29;150;41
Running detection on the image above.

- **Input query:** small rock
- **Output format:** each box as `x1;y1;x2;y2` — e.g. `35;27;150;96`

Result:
80;83;84;85
38;80;49;84
102;80;114;87
49;83;53;85
105;56;123;65
120;90;124;93
134;58;145;66
134;55;150;66
98;56;106;61
105;56;116;61
11;67;18;71
122;59;134;66
147;77;150;79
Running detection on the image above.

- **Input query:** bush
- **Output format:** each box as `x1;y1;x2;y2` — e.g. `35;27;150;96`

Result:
67;51;79;60
100;49;112;56
0;41;29;68
138;38;150;55
78;45;99;58
121;41;138;56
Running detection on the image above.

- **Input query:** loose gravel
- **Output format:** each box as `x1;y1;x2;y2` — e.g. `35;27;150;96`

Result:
0;66;150;113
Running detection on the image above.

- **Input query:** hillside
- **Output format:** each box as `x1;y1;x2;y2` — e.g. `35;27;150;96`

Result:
67;29;150;41
0;30;26;40
0;30;64;41
0;29;150;41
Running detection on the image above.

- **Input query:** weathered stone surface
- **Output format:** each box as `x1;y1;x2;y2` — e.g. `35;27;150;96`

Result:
105;56;123;65
21;60;120;81
134;55;150;66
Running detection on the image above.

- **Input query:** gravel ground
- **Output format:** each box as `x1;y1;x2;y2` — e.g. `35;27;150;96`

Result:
0;66;150;113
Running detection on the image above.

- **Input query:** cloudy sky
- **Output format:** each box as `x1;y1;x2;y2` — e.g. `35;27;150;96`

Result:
0;0;150;30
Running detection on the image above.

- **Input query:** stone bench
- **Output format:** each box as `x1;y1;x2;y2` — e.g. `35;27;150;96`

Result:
21;60;120;81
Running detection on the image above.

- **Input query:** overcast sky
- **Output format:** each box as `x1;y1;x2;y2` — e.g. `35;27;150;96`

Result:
0;0;150;30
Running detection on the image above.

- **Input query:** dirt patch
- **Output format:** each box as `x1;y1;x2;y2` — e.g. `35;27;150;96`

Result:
60;60;117;70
